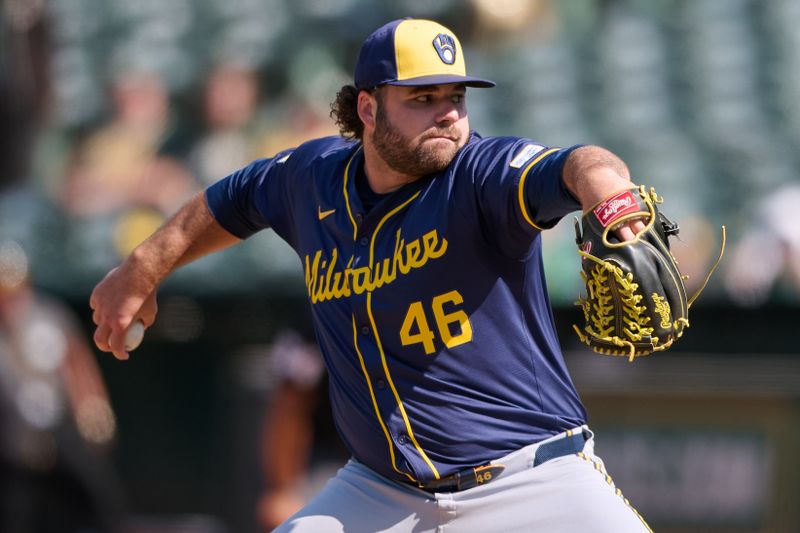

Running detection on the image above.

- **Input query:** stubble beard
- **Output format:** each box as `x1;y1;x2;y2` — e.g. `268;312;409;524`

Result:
372;104;463;178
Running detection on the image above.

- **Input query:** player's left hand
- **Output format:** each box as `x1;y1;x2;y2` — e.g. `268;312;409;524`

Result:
573;186;692;360
613;219;647;242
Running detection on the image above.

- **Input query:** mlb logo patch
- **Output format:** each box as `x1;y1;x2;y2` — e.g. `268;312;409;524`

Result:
510;144;545;168
433;33;457;65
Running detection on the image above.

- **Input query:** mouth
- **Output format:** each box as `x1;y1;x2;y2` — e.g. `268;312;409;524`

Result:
422;127;461;142
424;134;459;142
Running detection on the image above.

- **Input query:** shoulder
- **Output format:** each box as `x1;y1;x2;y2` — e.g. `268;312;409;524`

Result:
455;133;548;175
458;133;547;163
281;136;360;172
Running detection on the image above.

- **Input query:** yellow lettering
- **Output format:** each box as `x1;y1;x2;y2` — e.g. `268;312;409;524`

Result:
399;301;436;354
342;256;354;298
393;230;404;277
432;290;473;349
422;230;448;259
304;251;322;303
315;272;326;303
352;266;372;294
406;240;423;269
322;248;338;301
400;290;473;354
331;271;345;299
304;229;450;304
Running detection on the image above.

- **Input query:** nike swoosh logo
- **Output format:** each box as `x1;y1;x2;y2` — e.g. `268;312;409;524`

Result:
318;207;336;220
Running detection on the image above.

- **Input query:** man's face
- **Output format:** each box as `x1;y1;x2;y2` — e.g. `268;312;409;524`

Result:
371;83;469;177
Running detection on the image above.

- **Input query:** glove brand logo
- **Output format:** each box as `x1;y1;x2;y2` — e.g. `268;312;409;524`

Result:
594;191;640;227
651;293;673;329
432;33;457;65
304;228;448;303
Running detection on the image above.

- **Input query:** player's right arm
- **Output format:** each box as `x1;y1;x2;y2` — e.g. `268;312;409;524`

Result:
90;191;241;360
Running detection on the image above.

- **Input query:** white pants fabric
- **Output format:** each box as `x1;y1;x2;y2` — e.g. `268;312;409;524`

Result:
274;427;651;532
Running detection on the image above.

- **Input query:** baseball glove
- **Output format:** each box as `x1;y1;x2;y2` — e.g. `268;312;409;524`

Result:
572;185;724;361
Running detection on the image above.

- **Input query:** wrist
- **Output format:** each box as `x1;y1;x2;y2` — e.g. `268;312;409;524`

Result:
125;245;162;294
562;145;633;210
576;171;635;212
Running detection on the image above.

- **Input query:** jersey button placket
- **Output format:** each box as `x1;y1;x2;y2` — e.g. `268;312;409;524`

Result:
352;218;413;473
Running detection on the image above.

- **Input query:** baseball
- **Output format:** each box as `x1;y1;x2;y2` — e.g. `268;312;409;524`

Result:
124;320;145;351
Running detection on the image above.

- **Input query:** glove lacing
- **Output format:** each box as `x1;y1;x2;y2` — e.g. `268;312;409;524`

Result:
574;253;656;362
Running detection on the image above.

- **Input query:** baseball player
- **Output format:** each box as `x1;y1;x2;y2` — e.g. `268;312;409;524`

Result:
91;18;651;532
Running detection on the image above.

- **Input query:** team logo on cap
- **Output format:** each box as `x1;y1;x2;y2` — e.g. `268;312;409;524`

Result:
432;33;457;65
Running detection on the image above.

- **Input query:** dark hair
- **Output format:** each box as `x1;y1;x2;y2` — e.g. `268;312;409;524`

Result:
330;85;363;140
330;85;384;140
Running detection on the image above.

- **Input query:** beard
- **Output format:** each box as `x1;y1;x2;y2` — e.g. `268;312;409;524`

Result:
372;105;464;177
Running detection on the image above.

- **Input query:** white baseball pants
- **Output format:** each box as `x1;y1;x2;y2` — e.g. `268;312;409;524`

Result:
274;427;651;532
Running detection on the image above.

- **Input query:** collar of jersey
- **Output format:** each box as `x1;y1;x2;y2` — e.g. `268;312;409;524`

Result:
343;143;440;241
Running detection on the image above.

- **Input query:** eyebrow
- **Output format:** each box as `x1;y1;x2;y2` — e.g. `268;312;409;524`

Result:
407;84;467;95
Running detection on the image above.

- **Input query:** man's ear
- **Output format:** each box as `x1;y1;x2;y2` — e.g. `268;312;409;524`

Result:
357;90;377;130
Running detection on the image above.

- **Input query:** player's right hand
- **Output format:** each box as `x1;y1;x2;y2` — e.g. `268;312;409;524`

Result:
90;263;158;361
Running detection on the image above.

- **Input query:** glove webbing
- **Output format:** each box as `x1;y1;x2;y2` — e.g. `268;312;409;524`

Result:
574;251;679;362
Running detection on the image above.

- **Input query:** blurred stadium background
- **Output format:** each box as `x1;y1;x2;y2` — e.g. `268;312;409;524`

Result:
2;0;799;531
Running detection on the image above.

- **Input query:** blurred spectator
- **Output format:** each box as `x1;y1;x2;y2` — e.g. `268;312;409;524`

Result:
256;95;339;159
55;69;199;277
0;0;50;192
725;183;800;306
0;240;126;532
60;69;196;217
256;330;326;531
187;62;340;191
188;63;263;187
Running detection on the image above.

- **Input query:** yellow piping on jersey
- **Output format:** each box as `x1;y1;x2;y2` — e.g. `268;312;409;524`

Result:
342;146;363;240
517;148;559;231
366;191;441;480
366;291;440;480
351;316;416;483
368;192;421;263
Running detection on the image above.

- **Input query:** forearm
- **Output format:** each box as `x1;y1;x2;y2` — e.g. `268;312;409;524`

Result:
90;191;241;359
127;191;240;290
562;145;633;211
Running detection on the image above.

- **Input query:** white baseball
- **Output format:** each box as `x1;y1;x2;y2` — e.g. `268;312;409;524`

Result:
124;320;146;351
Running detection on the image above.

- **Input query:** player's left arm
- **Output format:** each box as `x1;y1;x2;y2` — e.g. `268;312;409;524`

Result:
561;145;645;240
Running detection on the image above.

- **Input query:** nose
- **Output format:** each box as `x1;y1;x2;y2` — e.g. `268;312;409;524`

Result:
435;101;461;126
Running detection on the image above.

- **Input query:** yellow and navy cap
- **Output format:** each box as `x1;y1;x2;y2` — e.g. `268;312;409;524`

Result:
354;18;495;90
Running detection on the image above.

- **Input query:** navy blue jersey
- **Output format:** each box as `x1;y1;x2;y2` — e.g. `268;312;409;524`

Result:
206;132;587;484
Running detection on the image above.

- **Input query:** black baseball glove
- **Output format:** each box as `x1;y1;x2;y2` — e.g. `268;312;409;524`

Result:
572;186;723;361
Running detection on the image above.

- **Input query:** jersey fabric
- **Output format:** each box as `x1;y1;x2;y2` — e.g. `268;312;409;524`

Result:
206;132;587;485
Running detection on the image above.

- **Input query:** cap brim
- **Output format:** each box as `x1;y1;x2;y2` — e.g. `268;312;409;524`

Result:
388;74;495;88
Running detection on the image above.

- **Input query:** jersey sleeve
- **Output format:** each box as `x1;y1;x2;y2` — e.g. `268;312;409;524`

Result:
517;143;583;229
204;150;295;240
462;137;582;257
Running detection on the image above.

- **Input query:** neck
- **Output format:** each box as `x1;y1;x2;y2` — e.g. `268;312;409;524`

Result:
361;137;419;194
